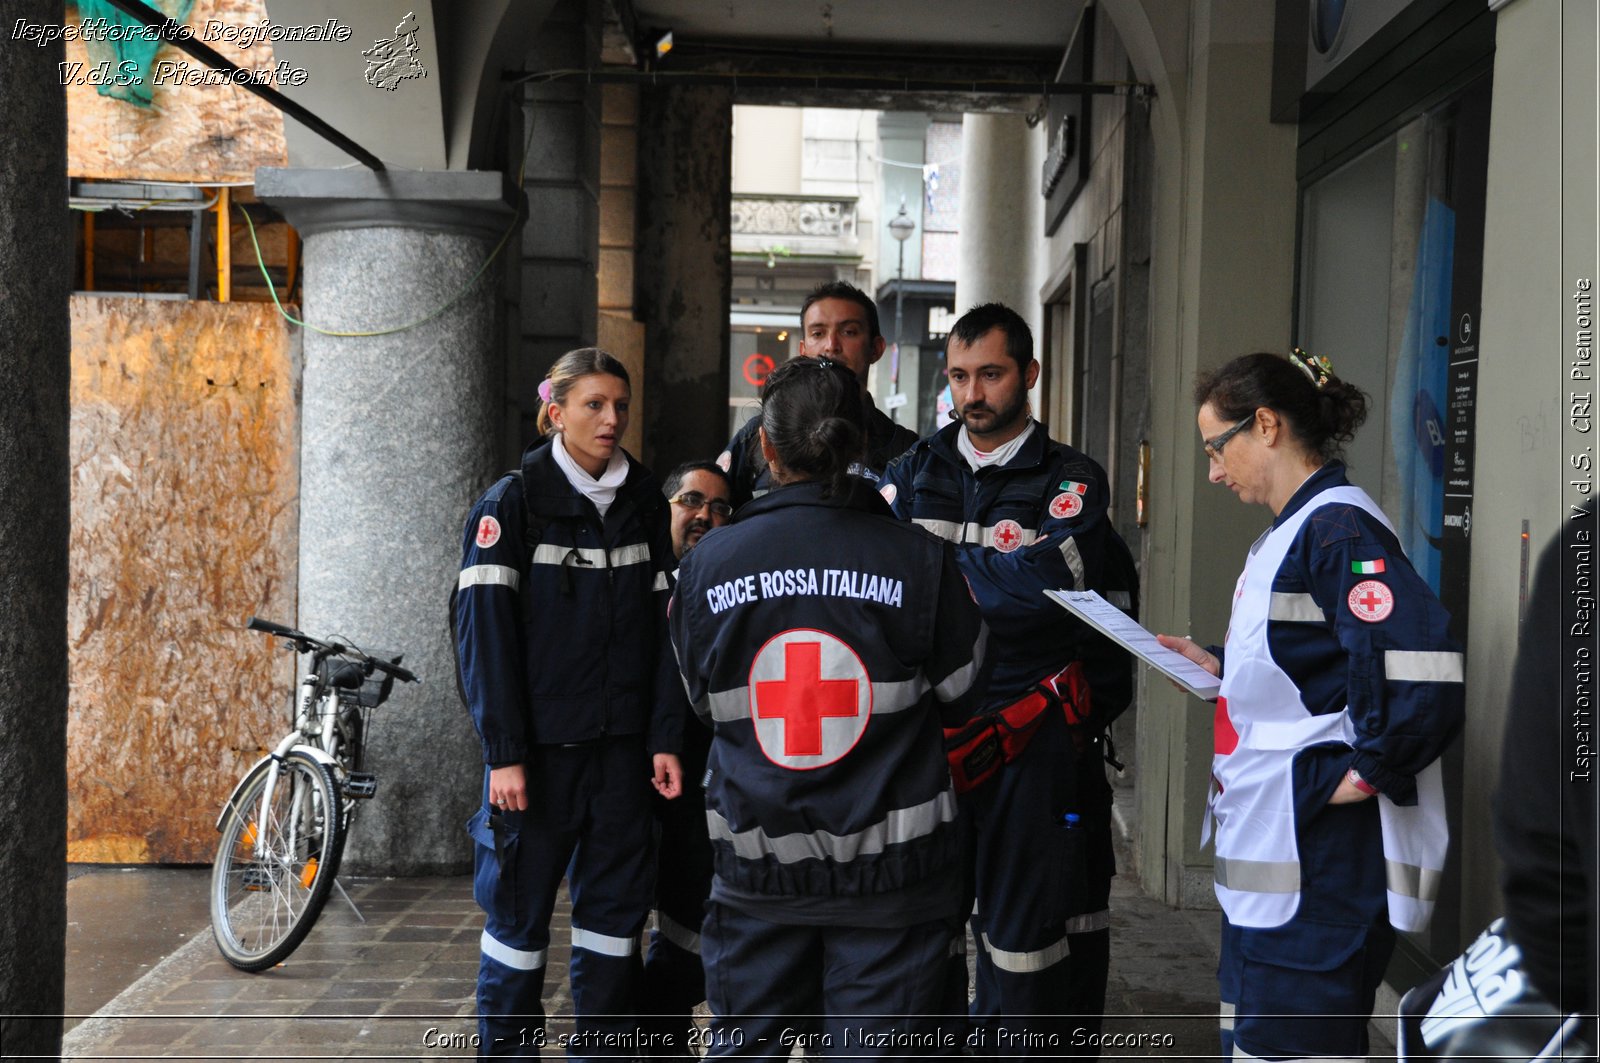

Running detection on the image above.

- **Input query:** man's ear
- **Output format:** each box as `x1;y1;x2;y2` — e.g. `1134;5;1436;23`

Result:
1024;359;1040;390
867;334;887;366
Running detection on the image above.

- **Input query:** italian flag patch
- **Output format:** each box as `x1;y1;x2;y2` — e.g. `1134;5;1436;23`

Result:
1351;559;1386;575
1059;480;1088;495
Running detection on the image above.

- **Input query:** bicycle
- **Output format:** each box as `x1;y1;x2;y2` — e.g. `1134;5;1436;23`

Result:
210;616;418;971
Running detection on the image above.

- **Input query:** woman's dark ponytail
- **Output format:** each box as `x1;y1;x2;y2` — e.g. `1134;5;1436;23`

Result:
1194;350;1369;462
758;358;866;496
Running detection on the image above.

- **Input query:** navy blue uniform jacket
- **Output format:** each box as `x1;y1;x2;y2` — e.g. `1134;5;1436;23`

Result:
882;421;1136;722
669;479;988;918
454;439;683;766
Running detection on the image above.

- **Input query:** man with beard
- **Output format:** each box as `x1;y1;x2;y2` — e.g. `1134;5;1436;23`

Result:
882;303;1137;1056
664;461;734;560
638;460;732;1053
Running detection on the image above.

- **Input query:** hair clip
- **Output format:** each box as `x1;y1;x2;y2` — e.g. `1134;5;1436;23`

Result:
1290;347;1334;390
538;378;553;403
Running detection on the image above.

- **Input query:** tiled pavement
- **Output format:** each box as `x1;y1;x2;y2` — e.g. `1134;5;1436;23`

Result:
62;869;1226;1060
59;819;1396;1061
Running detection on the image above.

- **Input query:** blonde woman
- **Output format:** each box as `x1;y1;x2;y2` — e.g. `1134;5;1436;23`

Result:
454;348;683;1058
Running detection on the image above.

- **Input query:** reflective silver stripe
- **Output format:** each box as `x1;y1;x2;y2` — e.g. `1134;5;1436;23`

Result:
531;544;608;568
571;926;637;957
1385;650;1465;683
913;517;964;542
976;523;1040;549
481;930;545;971
706;789;956;865
1386;859;1443;902
979;930;1071;973
655;911;701;956
1268;592;1324;623
948;935;966;958
1064;908;1110;934
1059;537;1086;590
933;626;988;703
1104;590;1133;611
1219;1001;1235;1031
1214;856;1300;893
458;564;520;591
609;543;652;567
652;571;669;592
704;676;931;724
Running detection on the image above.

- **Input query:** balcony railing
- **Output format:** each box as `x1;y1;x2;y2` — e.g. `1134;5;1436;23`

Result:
731;193;859;256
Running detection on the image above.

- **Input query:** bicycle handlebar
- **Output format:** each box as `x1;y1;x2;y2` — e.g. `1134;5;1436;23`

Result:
244;616;419;684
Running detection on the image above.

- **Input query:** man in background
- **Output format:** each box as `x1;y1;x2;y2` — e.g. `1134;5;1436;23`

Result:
719;281;917;506
639;460;733;1054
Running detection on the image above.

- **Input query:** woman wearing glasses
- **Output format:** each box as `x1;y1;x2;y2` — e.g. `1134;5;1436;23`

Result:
669;356;988;1055
453;347;683;1058
1158;351;1464;1062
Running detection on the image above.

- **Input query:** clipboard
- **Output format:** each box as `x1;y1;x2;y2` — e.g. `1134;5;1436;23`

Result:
1045;589;1221;701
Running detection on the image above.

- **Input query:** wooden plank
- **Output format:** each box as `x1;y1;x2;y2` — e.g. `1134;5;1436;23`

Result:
68;296;299;863
67;0;288;182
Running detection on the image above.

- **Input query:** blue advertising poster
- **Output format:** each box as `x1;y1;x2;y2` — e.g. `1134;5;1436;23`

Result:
1389;197;1455;592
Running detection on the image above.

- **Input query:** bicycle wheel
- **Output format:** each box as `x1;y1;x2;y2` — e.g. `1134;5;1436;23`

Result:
210;750;346;971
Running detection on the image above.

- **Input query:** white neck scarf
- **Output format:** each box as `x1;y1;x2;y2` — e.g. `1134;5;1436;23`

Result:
957;419;1036;473
551;435;629;518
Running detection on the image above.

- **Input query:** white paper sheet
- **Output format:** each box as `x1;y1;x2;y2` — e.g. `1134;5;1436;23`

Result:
1045;589;1221;701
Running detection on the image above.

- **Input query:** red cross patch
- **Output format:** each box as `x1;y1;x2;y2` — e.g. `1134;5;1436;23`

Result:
880;483;897;506
1049;492;1083;520
1347;580;1394;623
475;515;501;549
749;629;871;769
991;519;1024;553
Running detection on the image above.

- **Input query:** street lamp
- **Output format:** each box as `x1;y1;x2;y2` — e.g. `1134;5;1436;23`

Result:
887;198;915;415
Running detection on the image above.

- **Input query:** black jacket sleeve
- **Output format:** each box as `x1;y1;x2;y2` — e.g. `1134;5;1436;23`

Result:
1495;503;1598;1018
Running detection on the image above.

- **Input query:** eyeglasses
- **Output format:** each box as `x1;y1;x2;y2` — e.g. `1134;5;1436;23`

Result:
1202;415;1255;461
669;491;733;519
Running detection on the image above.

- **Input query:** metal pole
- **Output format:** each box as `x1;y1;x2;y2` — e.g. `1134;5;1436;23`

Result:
895;240;905;350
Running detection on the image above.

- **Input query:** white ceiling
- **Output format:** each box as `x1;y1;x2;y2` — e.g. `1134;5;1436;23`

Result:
632;0;1085;52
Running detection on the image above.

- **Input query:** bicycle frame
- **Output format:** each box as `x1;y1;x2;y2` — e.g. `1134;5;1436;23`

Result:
214;664;345;849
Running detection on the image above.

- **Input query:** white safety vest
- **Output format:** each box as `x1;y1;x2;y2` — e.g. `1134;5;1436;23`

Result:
1206;485;1448;931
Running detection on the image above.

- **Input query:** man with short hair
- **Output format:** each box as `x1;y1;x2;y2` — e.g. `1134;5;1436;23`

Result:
719;280;918;507
882;302;1138;1054
664;461;734;560
638;460;732;1053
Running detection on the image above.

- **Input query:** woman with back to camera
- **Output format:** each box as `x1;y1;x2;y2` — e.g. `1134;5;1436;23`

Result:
453;347;683;1059
1156;350;1465;1062
669;356;988;1056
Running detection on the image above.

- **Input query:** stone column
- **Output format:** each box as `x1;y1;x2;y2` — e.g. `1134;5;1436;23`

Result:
257;167;518;874
956;112;1046;338
0;4;70;1055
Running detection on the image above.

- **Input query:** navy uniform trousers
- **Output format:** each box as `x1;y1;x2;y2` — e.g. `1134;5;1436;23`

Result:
469;737;655;1059
1217;751;1396;1061
638;727;713;1051
702;901;962;1059
963;710;1116;1056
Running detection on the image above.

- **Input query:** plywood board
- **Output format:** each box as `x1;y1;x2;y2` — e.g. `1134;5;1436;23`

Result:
68;295;299;863
66;0;288;182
